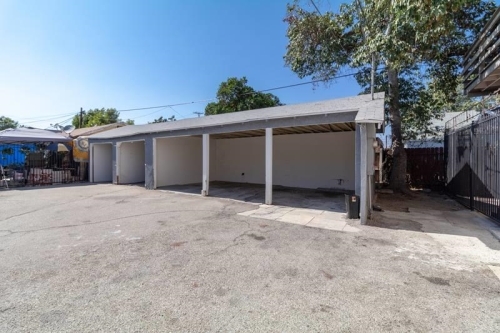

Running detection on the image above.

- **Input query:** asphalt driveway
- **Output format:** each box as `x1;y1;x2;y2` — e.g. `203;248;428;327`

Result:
0;184;499;332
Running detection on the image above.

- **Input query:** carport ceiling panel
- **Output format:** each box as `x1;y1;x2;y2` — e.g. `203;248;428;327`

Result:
211;122;355;139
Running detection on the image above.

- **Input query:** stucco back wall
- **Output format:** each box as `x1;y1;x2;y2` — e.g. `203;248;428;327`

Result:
213;131;355;191
155;136;202;187
119;141;145;184
274;131;355;190
215;136;265;184
93;144;112;182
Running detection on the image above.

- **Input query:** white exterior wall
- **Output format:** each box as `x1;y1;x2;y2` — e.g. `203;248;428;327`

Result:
214;131;355;190
92;143;113;182
119;141;145;184
274;131;355;190
155;136;202;187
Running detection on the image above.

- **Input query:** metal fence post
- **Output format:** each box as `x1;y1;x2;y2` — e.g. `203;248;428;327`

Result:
470;122;474;211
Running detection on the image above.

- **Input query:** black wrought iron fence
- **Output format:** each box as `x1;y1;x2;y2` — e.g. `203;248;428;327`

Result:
445;109;500;223
0;143;87;187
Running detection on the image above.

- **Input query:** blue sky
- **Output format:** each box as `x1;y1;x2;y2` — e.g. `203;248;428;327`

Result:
0;0;360;128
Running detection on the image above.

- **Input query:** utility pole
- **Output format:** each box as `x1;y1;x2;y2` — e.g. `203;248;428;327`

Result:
79;107;84;128
193;112;203;118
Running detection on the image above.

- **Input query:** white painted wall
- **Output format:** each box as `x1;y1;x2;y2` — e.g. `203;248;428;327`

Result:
215;136;265;184
209;137;217;180
274;131;355;190
119;141;145;184
155;136;202;187
214;131;355;190
92;144;112;182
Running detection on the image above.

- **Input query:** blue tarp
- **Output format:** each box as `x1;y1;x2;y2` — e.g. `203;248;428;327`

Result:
0;144;36;167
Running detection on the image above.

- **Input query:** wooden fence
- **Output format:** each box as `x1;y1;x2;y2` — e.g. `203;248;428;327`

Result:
406;147;445;189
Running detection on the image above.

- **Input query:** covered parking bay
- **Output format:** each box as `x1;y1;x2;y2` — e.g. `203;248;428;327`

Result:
88;93;384;223
192;124;356;206
90;143;113;183
154;136;202;189
117;141;145;184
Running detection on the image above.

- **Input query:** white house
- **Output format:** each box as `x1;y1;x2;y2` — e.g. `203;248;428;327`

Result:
88;93;385;224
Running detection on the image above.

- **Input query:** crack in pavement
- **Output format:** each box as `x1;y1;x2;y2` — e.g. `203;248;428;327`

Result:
0;209;222;236
0;188;142;223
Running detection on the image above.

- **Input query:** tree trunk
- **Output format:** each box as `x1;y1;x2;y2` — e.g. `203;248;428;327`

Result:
387;67;407;191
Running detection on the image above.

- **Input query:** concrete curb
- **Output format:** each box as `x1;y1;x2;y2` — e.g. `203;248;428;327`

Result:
472;212;500;242
489;228;500;242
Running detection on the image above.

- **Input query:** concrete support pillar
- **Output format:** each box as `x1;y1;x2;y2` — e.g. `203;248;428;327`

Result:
89;143;94;183
202;134;210;196
113;142;120;184
359;124;368;224
355;124;361;196
265;128;273;205
144;137;154;189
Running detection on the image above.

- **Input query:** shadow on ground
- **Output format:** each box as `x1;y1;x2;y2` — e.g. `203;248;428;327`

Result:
370;190;500;251
158;181;347;213
0;182;100;192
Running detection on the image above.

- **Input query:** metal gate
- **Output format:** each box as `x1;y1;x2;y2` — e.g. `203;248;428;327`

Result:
445;109;500;223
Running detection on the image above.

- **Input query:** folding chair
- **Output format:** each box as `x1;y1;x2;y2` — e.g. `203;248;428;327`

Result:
1;165;9;189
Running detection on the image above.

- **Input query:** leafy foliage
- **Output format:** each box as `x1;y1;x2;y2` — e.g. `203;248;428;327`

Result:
0;116;19;131
72;108;135;128
283;0;496;189
150;115;176;123
205;77;282;115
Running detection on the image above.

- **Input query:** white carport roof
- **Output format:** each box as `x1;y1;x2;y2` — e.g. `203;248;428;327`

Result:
0;127;71;143
89;93;384;141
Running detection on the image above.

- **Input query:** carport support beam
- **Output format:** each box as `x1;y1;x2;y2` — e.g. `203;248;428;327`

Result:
202;134;210;196
359;124;368;224
265;128;273;205
89;143;94;183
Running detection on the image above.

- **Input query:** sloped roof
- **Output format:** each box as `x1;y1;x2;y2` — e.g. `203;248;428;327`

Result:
0;127;71;143
70;122;127;138
89;93;385;140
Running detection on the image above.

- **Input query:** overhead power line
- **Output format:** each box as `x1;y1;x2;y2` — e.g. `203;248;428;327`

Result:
20;113;77;125
16;112;75;121
168;106;184;119
15;68;377;125
310;0;321;14
116;70;368;114
130;106;169;120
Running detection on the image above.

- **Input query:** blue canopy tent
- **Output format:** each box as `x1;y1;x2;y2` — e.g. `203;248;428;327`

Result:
0;128;71;144
0;128;74;186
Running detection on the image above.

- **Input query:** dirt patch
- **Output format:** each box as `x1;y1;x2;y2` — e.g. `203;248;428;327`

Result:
321;270;334;280
247;233;265;241
170;241;188;247
414;272;450;286
370;191;464;231
368;214;423;232
375;191;463;213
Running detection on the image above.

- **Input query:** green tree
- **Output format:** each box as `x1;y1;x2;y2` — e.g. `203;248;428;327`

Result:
205;77;282;115
150;115;176;123
0;116;19;131
72;108;135;128
283;0;495;191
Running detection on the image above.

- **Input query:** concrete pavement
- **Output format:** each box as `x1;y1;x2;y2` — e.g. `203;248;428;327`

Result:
1;184;499;332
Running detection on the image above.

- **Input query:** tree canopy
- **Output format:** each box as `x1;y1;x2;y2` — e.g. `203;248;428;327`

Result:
284;0;495;190
205;77;282;115
150;115;176;123
0;116;19;131
72;108;134;128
